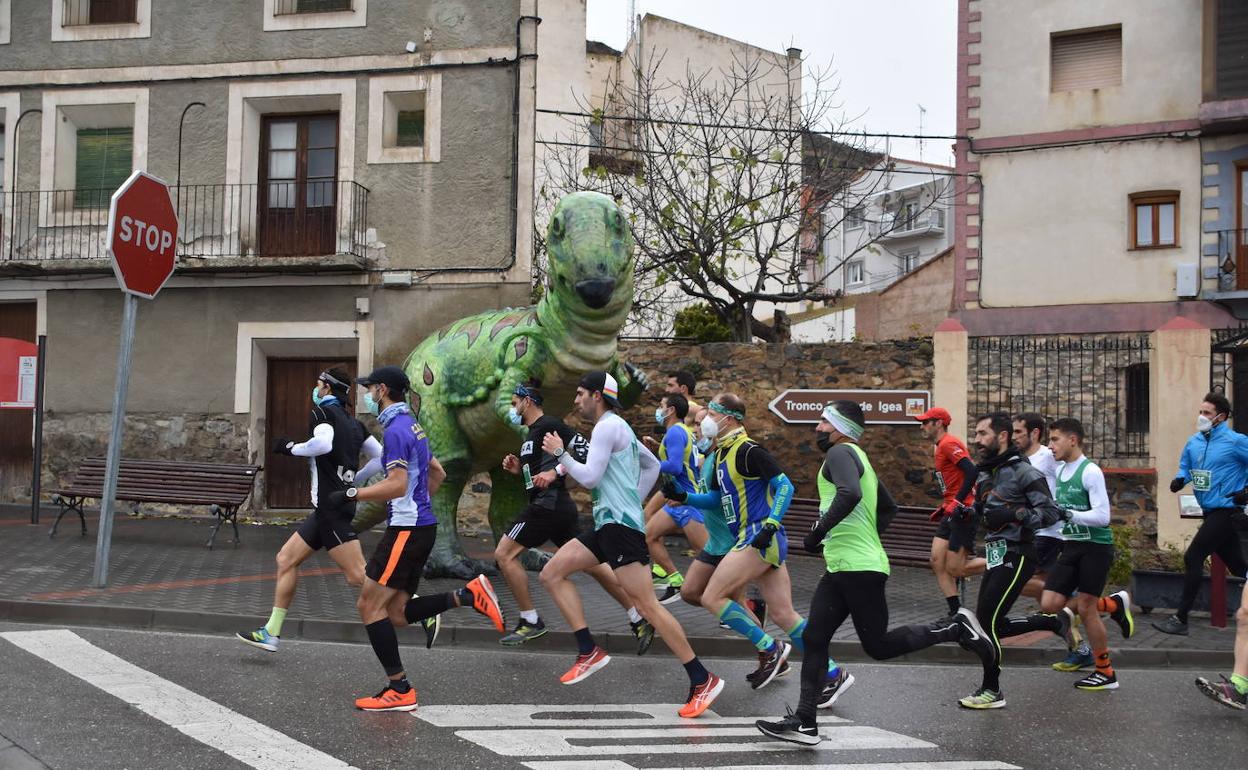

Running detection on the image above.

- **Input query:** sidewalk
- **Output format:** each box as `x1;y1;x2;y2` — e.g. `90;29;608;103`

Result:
0;504;1236;667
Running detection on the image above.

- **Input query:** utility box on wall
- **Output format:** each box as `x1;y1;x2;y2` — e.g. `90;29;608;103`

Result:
1175;263;1199;298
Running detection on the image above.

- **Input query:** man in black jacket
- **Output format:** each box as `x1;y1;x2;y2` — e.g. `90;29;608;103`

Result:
959;412;1072;709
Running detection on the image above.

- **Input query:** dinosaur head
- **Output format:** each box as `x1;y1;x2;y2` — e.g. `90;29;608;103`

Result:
545;192;634;317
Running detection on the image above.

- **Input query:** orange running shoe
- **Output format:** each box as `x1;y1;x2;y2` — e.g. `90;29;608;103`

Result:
465;574;505;633
559;646;611;684
678;673;725;718
354;685;417;712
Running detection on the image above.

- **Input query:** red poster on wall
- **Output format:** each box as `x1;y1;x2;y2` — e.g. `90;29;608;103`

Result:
0;337;38;409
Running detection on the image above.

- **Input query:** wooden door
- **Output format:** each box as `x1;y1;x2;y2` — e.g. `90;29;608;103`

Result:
0;303;36;502
258;114;338;257
266;357;356;509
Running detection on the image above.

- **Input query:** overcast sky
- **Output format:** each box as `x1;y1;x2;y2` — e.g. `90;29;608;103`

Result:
584;0;957;164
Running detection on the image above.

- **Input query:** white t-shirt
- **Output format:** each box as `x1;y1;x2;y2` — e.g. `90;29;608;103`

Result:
1027;445;1063;539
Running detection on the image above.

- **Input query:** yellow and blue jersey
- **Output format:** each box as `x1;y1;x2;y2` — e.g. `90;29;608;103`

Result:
713;432;788;567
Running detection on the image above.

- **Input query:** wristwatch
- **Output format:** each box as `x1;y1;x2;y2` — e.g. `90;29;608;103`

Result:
346;487;358;500
552;446;565;458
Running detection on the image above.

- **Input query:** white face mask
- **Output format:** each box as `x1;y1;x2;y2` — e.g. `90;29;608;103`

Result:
700;414;720;441
1198;414;1215;433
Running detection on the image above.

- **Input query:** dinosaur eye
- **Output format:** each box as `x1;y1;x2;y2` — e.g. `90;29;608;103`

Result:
550;215;565;240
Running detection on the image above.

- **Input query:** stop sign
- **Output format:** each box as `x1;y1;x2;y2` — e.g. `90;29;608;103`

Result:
107;170;179;299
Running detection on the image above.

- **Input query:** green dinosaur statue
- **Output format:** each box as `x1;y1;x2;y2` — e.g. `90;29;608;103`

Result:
352;191;648;579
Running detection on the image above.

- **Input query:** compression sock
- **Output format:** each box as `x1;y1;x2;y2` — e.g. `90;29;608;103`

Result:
946;595;960;614
1096;595;1119;614
404;593;455;624
718;600;775;652
389;676;412;694
573;627;596;655
683;657;710;686
786;619;806;653
627;607;643;624
520;609;539;624
264;607;287;637
364;619;404;677
1231;674;1248;695
1094;648;1114;677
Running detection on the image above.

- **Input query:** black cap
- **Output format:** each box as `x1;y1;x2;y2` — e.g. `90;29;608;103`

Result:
579;370;621;408
357;365;410;395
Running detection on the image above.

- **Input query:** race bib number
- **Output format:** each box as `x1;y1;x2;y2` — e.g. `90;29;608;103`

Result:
934;470;947;494
720;495;735;523
985;540;1007;570
523;464;534;490
1191;469;1212;492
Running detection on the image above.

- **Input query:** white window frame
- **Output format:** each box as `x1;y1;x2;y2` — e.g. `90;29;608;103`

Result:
847;260;864;286
0;0;12;45
846;205;865;230
51;0;152;42
39;87;149;226
263;0;367;32
367;73;442;165
0;92;19;194
899;250;920;274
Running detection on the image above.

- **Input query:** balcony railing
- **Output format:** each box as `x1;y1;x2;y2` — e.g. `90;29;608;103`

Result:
1212;228;1248;292
870;208;945;239
273;0;353;16
62;0;138;27
0;182;370;264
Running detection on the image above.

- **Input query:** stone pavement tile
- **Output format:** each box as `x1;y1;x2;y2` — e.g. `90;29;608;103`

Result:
0;506;1235;652
0;740;50;770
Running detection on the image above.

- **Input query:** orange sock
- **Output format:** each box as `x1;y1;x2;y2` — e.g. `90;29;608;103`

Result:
1096;596;1118;614
1094;648;1113;676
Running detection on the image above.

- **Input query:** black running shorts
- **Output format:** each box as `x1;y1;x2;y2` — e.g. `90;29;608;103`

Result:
695;549;726;567
577;523;650;569
366;525;437;594
1043;540;1114;597
1033;535;1064;574
296;504;358;551
934;512;977;554
504;504;579;549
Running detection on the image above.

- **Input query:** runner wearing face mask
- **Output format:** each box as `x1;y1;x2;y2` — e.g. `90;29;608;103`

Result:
642;393;709;604
1155;392;1248;635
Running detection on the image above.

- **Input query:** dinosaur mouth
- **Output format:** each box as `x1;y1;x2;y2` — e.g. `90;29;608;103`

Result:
575;278;616;309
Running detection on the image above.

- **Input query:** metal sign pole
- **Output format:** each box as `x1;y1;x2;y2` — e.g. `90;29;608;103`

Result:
92;293;138;588
29;334;47;524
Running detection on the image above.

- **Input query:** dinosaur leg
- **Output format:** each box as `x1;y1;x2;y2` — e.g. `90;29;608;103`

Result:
423;456;494;580
487;466;551;572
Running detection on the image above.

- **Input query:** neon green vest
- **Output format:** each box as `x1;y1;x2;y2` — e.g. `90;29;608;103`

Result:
816;443;889;575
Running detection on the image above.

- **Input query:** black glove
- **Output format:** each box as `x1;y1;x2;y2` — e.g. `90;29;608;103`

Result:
751;521;779;551
1232;488;1248;507
327;488;357;509
984;505;1022;529
661;479;687;504
1170;477;1185;494
272;438;295;456
803;525;827;554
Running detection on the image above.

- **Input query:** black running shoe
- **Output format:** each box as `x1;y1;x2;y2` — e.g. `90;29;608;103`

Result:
631;619;655;655
1107;590;1135;639
817;667;855;709
1153;615;1188;635
1195;676;1248;710
756;712;819;746
499;618;547;646
954;607;996;666
658;585;682;605
746;596;768;628
749;641;791;690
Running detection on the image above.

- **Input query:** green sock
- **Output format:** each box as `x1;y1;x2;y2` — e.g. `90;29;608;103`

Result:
265;607;287;637
1232;673;1248;695
668;571;684;588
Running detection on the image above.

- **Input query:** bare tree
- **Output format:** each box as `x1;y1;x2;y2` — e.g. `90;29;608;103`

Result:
536;48;957;342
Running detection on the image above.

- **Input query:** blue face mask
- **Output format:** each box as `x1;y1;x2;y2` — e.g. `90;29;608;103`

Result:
695;437;712;454
654;407;667;425
508;405;523;425
312;386;325;406
364;391;380;416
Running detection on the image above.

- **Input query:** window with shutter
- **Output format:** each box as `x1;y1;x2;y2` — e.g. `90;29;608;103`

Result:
1051;27;1122;92
74;127;133;209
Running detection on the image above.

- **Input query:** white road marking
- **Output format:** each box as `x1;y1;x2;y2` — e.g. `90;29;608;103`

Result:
414;702;847;728
523;763;1021;770
0;629;356;770
455;725;934;756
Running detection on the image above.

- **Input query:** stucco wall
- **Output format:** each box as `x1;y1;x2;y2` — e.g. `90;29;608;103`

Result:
977;139;1202;307
857;248;954;341
976;0;1202;137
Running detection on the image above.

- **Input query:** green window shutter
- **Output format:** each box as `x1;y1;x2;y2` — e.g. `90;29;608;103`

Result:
75;127;134;209
396;110;425;148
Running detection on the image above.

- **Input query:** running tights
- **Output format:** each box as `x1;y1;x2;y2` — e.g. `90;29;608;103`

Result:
1177;508;1248;623
974;550;1063;693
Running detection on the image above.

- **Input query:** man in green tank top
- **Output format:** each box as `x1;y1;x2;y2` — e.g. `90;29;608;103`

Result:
1037;417;1134;692
756;401;995;746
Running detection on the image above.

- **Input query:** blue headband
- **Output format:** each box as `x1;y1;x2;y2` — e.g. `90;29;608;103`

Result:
513;383;543;405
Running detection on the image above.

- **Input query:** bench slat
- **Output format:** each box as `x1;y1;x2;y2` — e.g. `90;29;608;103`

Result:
52;457;260;509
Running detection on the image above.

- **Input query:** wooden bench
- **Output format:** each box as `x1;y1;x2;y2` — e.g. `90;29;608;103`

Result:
784;497;934;568
49;457;261;549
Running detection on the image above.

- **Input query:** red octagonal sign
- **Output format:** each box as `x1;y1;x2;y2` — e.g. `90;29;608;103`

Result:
107;170;179;300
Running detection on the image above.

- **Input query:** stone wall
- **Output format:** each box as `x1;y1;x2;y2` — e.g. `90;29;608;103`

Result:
616;340;938;506
1105;469;1159;559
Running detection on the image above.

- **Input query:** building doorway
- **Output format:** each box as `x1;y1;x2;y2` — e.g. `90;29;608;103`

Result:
265;357;356;509
0;303;37;502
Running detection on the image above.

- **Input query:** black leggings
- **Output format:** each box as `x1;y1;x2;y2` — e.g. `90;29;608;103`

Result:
974;548;1062;693
1177;508;1248;623
798;570;960;723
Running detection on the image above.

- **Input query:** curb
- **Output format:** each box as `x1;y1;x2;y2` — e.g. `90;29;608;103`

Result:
0;599;1234;669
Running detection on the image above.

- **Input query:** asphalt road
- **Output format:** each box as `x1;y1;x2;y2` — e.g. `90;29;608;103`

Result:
0;621;1244;770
